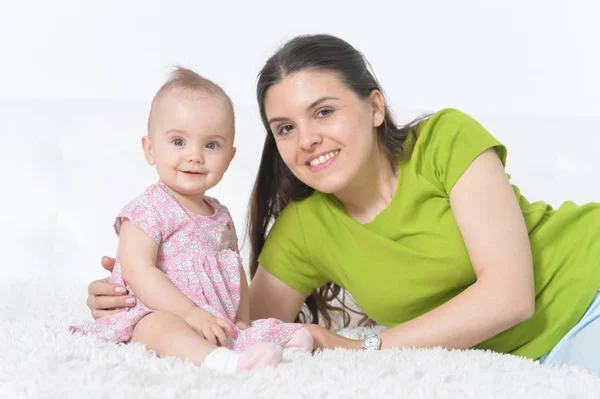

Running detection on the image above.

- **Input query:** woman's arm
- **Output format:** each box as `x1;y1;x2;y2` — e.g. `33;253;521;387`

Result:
379;148;534;349
311;148;535;350
249;266;308;323
235;267;251;327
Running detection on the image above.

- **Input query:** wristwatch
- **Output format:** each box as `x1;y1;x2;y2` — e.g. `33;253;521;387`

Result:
361;334;382;351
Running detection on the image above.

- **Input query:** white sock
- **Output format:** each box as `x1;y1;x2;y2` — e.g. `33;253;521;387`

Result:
202;347;240;373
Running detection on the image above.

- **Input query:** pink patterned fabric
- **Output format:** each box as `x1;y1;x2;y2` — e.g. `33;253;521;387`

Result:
71;183;302;352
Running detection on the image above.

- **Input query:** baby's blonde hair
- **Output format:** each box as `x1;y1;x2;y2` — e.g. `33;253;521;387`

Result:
148;66;234;132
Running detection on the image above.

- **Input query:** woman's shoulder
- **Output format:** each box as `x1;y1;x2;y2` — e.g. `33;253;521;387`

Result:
410;108;507;193
413;107;503;152
418;108;482;133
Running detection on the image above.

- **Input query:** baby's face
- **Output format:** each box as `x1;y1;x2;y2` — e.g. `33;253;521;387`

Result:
143;88;236;198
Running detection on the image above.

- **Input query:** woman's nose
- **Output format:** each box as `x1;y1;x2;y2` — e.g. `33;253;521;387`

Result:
298;127;323;150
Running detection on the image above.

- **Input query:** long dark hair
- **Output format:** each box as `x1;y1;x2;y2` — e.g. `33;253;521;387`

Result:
248;34;428;328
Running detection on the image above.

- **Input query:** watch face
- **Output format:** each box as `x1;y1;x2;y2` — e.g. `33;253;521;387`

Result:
363;335;381;350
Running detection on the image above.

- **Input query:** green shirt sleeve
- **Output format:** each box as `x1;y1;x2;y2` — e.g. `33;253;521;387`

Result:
258;202;328;295
415;108;508;194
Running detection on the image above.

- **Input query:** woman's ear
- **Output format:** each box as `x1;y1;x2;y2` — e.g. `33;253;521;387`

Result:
370;90;385;127
141;136;155;165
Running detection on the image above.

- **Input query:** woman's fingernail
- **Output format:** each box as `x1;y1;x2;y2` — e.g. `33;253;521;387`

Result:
114;287;126;293
125;297;136;304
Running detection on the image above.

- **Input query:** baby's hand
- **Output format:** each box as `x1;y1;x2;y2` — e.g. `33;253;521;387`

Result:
184;307;234;347
199;317;234;347
235;320;251;330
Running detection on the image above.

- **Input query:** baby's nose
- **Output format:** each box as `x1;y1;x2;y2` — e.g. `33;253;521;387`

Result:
187;148;204;163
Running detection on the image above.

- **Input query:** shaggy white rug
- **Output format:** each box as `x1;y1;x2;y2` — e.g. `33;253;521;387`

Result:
2;279;599;399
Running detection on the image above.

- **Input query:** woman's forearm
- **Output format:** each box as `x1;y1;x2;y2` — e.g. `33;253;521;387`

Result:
377;281;534;350
235;267;251;324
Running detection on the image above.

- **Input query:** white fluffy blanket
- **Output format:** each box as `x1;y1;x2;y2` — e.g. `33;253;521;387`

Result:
2;279;599;398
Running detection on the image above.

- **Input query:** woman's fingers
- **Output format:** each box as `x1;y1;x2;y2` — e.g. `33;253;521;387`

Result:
94;295;136;311
86;278;134;312
101;256;116;272
91;308;126;320
88;278;127;297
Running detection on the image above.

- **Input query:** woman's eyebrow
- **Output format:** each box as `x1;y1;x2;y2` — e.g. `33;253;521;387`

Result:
268;96;340;125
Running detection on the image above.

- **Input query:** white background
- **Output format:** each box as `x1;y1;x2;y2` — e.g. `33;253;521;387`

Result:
0;0;599;283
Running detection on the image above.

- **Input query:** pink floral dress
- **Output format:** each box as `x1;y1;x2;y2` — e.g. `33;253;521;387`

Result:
71;183;302;352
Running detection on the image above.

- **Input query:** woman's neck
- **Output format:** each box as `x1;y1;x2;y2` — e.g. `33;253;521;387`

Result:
334;150;398;224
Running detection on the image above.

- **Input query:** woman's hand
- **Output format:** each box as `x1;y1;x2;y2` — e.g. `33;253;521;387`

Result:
235;320;251;330
303;324;361;351
87;256;137;319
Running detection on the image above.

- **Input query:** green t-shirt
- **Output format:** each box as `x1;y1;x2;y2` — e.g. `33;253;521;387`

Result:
258;108;600;359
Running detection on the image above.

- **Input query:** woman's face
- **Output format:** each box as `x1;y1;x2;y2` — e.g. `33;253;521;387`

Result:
264;70;384;194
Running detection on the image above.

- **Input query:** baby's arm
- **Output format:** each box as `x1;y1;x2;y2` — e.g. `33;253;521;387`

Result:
120;220;234;344
119;219;210;323
234;267;251;329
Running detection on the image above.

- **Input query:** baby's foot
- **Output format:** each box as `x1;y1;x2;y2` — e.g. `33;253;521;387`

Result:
282;327;313;353
237;342;283;371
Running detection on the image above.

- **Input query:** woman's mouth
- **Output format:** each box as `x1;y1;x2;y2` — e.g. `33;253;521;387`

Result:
307;150;339;170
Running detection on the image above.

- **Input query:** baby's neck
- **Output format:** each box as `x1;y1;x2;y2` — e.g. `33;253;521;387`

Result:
179;195;214;216
161;184;213;216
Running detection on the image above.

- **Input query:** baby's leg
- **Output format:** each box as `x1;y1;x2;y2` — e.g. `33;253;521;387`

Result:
131;311;282;372
282;327;313;353
132;311;217;365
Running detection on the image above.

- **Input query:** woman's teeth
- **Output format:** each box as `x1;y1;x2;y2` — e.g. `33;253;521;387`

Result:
309;151;339;167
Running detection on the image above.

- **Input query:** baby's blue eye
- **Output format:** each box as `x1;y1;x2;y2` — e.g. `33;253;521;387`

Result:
206;142;219;150
172;138;184;146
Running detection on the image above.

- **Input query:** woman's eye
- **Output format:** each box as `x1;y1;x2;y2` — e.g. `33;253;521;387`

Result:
277;124;293;135
206;142;219;150
172;138;185;146
317;109;333;118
